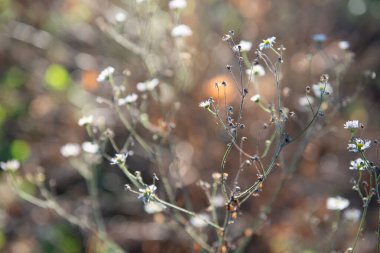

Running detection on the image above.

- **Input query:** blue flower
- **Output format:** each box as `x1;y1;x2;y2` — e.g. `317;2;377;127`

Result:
259;36;276;50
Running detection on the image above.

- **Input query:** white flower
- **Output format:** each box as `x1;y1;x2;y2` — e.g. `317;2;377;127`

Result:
339;41;350;50
259;36;276;50
246;65;266;77
250;94;261;103
343;208;361;222
115;12;127;23
136;78;159;92
169;0;187;10
344;120;359;129
171;24;192;37
199;100;211;108
82;142;99;154
327;196;350;211
96;66;115;82
347;138;371;153
210;195;225;208
312;33;327;42
190;214;210;228
298;95;314;107
144;202;166;213
349;158;366;171
0;160;20;171
312;82;333;97
110;153;128;165
60;143;81;157
138;184;157;203
118;93;138;106
233;40;252;52
78;115;94;126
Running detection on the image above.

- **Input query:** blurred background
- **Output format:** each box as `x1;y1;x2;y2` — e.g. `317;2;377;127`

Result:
1;0;380;252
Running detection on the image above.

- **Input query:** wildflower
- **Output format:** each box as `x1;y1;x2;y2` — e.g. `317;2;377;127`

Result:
0;159;20;171
171;24;192;37
118;93;138;106
233;40;252;52
312;33;327;43
339;41;350;50
259;36;276;50
246;65;266;77
250;94;261;103
349;158;366;171
347;138;371;152
138;184;157;203
115;12;127;23
81;142;99;154
78;115;94;126
312;82;333;97
110;153;128;165
326;196;350;211
199;100;211;108
144;202;166;213
298;95;314;107
96;66;115;82
60;143;81;157
210;195;225;208
169;0;187;10
343;208;361;222
190;214;210;228
136;78;159;92
344;120;359;129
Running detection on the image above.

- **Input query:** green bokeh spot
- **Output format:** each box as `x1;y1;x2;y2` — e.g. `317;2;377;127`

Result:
0;105;7;126
4;67;26;88
11;139;31;161
44;64;71;91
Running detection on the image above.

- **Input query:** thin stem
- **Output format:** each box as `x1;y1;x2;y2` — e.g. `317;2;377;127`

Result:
351;201;369;252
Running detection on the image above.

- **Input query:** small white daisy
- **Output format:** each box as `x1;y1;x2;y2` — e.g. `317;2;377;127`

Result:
0;159;20;171
60;143;81;157
118;93;138;106
110;153;128;165
115;12;127;23
144;202;166;214
349;158;366;171
171;24;192;37
246;65;266;77
233;40;252;52
137;78;159;92
138;184;157;203
250;94;261;103
338;41;350;50
298;95;314;108
199;100;211;108
344;120;359;129
312;82;333;97
78;115;94;126
343;208;361;222
326;196;350;211
190;213;210;228
97;66;115;82
169;0;187;10
259;36;276;50
82;142;99;154
347;138;371;153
